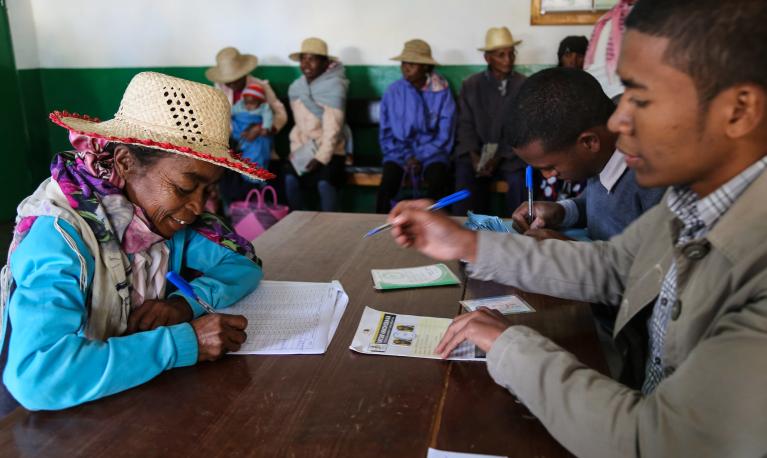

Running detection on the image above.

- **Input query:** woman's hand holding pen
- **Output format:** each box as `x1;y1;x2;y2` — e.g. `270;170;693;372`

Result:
387;199;479;262
191;314;249;362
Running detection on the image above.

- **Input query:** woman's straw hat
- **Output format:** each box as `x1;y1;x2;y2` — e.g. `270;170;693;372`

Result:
50;72;274;181
289;37;338;62
390;39;439;66
205;47;259;84
478;27;522;52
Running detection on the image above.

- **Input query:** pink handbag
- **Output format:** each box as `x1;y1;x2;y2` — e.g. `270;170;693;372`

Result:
230;186;289;241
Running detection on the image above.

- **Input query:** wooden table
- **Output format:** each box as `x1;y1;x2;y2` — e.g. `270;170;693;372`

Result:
0;212;606;458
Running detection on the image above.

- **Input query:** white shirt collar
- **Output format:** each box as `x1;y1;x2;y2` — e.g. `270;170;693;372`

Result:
598;150;628;192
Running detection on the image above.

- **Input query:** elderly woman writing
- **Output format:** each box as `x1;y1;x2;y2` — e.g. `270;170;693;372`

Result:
0;73;272;411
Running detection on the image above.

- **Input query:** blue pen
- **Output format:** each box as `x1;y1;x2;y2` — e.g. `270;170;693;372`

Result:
364;189;471;238
526;166;535;225
165;271;217;314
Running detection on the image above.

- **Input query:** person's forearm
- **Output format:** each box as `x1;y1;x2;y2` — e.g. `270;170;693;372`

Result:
460;228;479;263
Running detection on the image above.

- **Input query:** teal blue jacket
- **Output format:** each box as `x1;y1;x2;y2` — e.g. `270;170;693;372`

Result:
0;216;262;410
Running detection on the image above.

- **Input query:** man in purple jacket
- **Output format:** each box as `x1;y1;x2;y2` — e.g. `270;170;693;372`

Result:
376;39;456;213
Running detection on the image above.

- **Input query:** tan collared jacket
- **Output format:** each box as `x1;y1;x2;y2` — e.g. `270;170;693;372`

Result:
470;171;767;457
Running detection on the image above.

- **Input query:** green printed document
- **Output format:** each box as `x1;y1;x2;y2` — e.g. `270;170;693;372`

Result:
371;263;460;290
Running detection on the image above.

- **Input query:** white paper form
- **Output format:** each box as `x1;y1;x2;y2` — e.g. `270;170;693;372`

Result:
427;448;507;458
350;307;485;361
460;295;535;315
225;280;348;355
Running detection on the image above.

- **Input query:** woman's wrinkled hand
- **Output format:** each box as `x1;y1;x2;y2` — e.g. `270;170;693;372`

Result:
191;314;248;362
127;297;194;333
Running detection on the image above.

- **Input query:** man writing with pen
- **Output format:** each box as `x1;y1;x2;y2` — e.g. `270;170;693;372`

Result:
384;0;767;455
510;67;663;242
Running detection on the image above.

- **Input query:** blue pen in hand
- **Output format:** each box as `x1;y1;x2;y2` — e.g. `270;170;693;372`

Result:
363;189;471;238
165;271;217;315
526;166;535;225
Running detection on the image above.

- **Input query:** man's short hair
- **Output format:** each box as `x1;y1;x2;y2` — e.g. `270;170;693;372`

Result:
557;36;589;62
626;0;767;107
508;67;615;152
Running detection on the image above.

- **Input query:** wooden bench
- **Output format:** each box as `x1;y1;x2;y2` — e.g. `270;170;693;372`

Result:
343;99;509;193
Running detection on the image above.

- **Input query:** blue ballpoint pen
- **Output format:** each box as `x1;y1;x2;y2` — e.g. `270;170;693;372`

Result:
526;166;535;225
165;271;217;314
363;189;471;238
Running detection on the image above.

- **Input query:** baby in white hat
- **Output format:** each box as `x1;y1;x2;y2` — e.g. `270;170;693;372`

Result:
231;83;274;177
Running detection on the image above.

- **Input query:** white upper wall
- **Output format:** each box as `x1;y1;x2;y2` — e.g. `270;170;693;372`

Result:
8;0;594;69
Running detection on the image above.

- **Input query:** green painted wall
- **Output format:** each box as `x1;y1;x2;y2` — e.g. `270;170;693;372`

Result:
15;64;550;213
0;4;38;219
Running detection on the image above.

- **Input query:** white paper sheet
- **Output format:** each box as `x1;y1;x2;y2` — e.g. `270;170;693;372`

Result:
427;448;506;458
459;295;535;315
350;306;485;361
290;140;317;175
225;280;348;355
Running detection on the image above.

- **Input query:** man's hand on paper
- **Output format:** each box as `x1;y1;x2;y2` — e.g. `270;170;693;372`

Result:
435;308;512;357
388;199;478;262
511;201;565;232
191;314;248;362
127;297;193;333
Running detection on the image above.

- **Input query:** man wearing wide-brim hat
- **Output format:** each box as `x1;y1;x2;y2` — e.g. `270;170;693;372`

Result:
284;37;351;212
452;26;529;217
375;39;456;213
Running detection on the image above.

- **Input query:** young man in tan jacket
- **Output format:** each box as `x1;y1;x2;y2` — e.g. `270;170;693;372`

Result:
387;0;767;456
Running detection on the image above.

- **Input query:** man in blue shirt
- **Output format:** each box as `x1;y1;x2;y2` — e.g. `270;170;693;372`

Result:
509;67;665;241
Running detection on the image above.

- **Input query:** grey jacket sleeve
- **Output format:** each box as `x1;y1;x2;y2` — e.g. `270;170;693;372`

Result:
468;210;645;306
486;292;767;458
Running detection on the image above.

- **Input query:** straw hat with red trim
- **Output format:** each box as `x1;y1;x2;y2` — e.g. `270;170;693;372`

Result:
50;72;274;181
